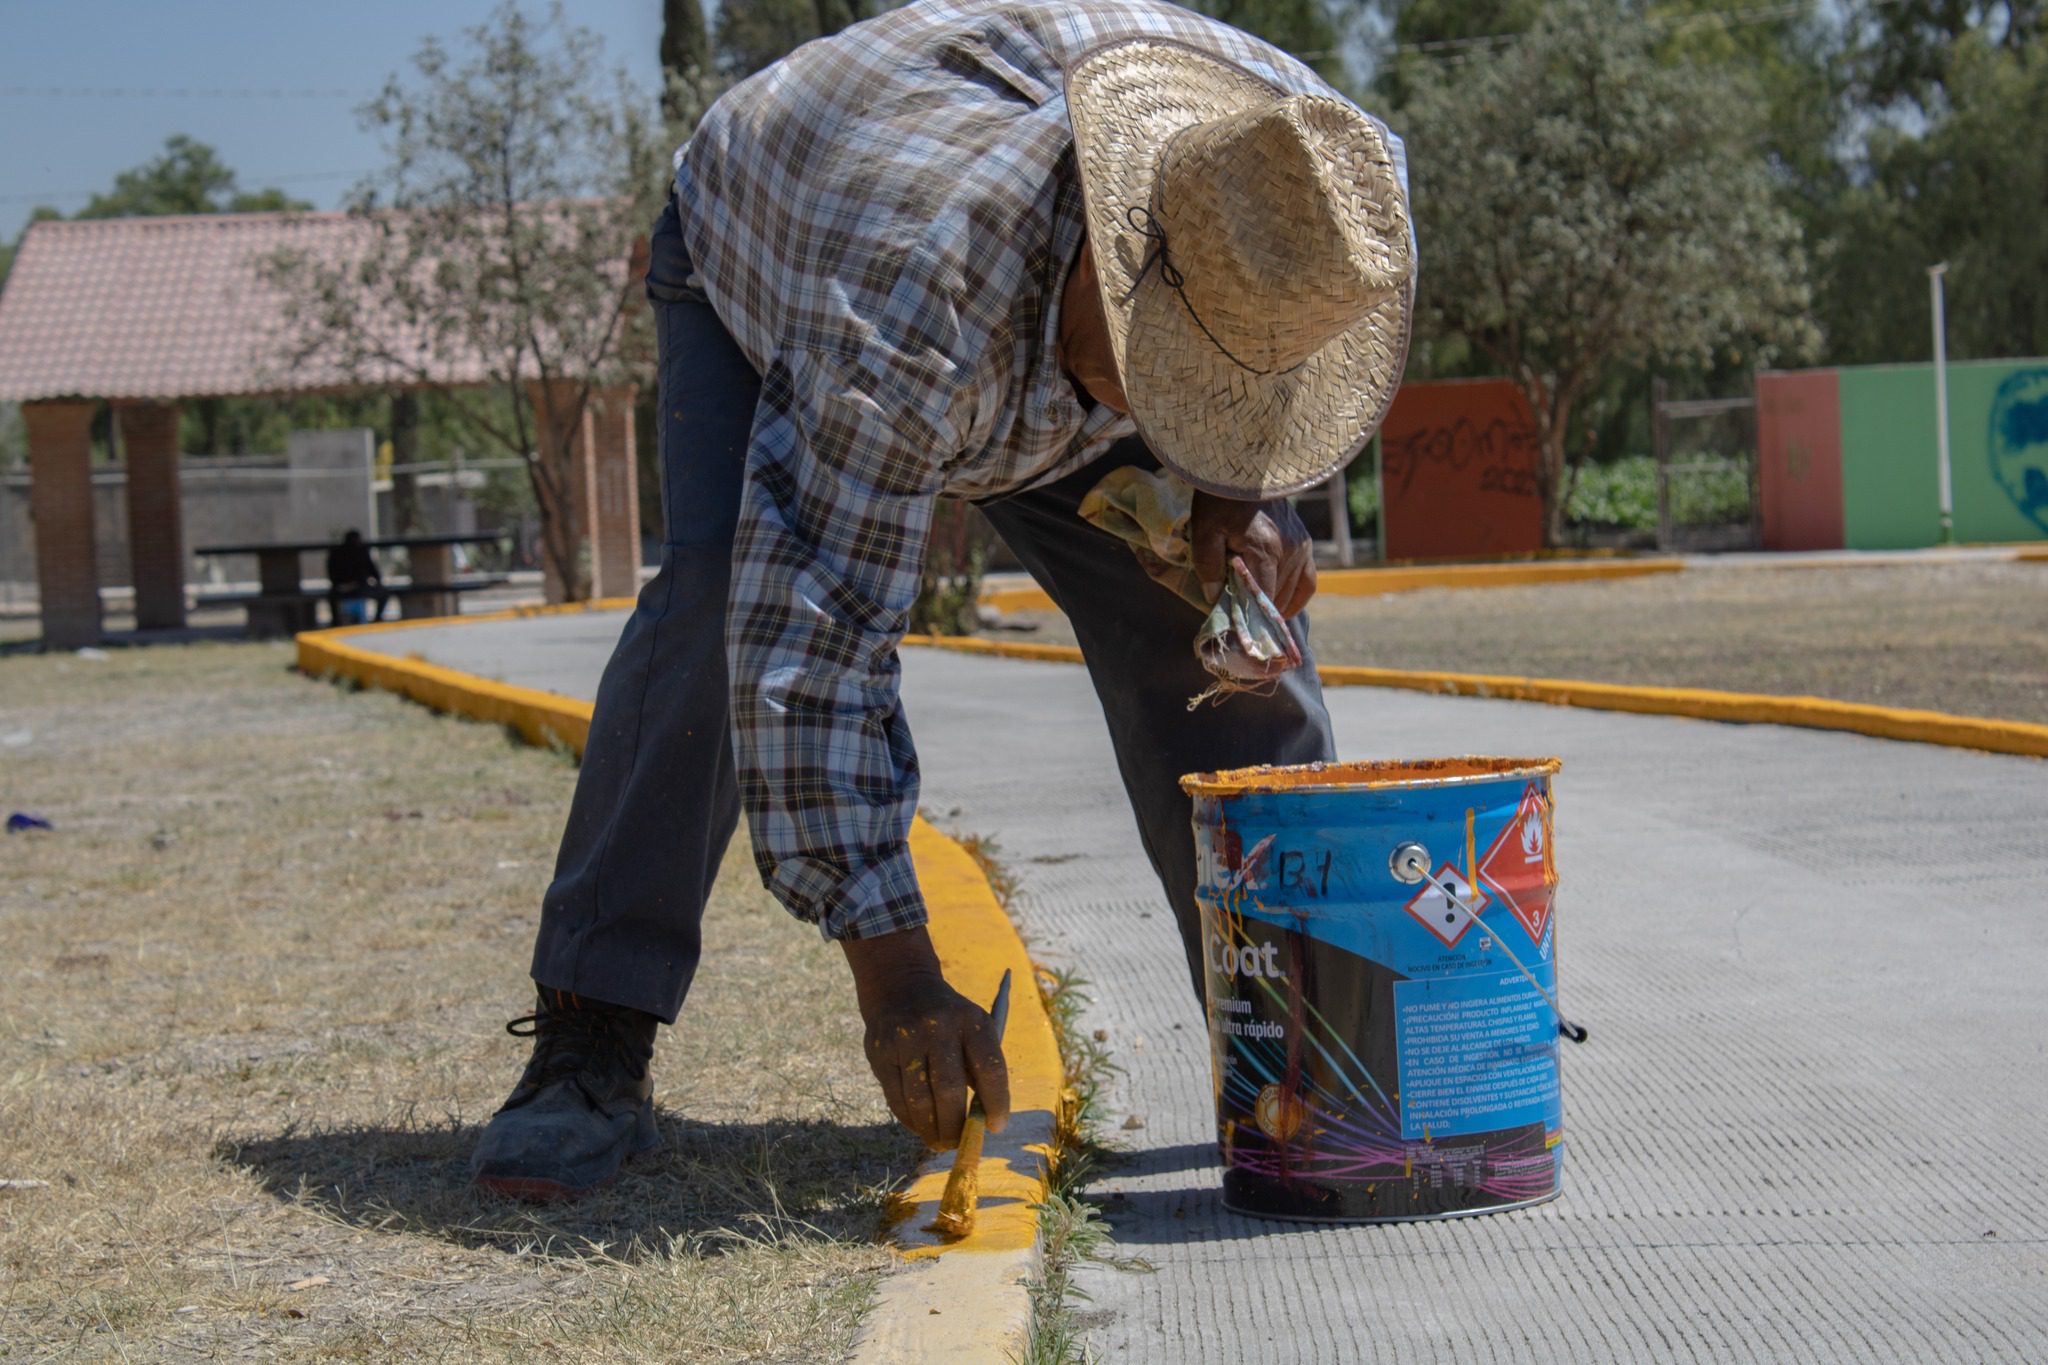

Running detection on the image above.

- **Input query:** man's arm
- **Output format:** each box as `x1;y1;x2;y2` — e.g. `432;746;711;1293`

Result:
727;349;1009;1149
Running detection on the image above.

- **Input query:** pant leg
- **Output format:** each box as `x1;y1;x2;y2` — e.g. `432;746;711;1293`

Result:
528;198;759;1023
977;439;1337;1004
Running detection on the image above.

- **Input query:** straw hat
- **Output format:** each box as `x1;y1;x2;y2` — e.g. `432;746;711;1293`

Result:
1065;38;1415;499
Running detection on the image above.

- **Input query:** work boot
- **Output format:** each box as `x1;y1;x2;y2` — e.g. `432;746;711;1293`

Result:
470;987;660;1202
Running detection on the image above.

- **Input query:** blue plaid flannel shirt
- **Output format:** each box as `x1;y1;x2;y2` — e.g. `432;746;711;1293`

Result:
674;0;1398;939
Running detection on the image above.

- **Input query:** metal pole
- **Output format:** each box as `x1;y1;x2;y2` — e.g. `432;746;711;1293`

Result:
1371;432;1387;563
1326;473;1354;567
1928;263;1954;545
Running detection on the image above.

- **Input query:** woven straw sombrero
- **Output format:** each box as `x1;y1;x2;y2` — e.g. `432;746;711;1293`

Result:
1065;38;1415;499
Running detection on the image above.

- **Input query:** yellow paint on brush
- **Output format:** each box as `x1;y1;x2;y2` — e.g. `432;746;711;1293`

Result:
930;1111;986;1238
892;817;1066;1261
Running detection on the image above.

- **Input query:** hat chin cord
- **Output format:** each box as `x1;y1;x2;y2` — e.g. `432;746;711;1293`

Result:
1119;204;1304;380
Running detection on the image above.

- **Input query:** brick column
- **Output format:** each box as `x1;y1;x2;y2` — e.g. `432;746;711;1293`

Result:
117;402;187;630
585;385;642;600
23;402;101;649
527;381;591;604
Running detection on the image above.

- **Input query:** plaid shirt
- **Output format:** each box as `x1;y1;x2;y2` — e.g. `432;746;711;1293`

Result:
676;0;1386;939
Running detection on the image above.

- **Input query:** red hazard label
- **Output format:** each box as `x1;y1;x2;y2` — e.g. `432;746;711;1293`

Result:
1479;784;1554;942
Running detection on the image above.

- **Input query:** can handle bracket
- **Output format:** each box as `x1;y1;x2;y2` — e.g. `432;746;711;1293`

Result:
1389;841;1431;884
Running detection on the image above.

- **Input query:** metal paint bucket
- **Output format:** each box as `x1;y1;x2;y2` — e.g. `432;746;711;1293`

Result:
1181;757;1572;1222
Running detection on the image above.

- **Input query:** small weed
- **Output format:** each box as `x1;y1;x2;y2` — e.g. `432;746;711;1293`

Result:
1014;967;1147;1365
955;831;1021;911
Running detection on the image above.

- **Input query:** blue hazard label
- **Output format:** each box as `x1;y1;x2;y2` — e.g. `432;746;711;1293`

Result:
1394;969;1562;1140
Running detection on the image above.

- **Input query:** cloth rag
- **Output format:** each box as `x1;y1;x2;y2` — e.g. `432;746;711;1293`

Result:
1077;467;1303;707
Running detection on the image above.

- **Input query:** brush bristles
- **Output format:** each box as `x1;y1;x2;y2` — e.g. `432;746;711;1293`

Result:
931;1115;987;1237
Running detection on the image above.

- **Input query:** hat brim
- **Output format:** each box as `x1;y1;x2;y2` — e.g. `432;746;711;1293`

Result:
1065;38;1414;499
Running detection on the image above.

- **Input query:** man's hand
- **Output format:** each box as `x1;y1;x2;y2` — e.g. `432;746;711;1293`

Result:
842;926;1010;1149
1190;490;1317;617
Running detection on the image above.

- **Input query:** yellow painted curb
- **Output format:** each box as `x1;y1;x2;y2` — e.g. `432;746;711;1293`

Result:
978;557;1680;614
888;819;1064;1262
848;822;1067;1362
1312;665;2048;760
1315;558;1683;597
902;634;2048;761
294;612;1067;1358
297;625;595;753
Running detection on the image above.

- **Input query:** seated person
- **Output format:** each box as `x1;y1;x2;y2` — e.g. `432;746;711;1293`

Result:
325;530;390;625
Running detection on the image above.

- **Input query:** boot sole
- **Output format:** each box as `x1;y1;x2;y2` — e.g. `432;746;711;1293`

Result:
472;1103;659;1204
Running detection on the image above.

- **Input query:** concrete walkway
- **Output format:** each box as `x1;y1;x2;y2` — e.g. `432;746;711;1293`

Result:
361;609;2048;1363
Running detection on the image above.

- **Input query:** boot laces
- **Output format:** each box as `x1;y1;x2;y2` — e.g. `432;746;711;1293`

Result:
505;989;651;1088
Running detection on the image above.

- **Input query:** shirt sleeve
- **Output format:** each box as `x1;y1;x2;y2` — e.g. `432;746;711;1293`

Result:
726;347;950;941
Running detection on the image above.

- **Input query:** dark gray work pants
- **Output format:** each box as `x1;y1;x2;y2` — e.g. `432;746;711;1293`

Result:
528;199;1336;1020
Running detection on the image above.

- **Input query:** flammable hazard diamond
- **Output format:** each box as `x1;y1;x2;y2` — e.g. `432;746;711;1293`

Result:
1404;865;1490;948
1479;784;1554;942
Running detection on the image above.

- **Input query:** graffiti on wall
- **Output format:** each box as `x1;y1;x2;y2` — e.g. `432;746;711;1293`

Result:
1377;380;1545;559
1381;417;1543;499
1991;368;2048;534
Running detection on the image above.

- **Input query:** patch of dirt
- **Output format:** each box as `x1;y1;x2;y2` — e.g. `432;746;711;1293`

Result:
0;641;918;1362
1004;561;2048;723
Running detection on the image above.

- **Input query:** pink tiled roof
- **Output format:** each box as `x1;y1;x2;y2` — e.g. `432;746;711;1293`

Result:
0;209;630;403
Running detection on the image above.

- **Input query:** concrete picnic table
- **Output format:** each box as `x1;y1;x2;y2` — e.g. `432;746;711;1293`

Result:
195;531;509;633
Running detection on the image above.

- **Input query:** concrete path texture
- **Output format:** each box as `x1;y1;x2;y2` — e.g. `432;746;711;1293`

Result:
366;609;2048;1362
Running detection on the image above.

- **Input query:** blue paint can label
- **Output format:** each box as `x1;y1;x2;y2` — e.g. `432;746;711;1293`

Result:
1184;759;1568;1222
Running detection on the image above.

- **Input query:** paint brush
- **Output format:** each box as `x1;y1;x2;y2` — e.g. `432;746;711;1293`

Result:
931;968;1012;1239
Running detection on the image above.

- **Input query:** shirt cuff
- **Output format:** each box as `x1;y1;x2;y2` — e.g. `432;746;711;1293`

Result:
767;843;930;942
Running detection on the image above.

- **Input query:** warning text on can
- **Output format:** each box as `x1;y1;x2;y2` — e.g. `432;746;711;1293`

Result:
1394;969;1562;1141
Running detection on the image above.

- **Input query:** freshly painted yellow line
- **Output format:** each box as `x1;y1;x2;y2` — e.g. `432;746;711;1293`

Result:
978;557;1680;614
297;627;595;753
1312;664;2048;760
890;821;1065;1261
1315;558;1683;596
977;582;1061;613
296;613;1069;1270
902;634;2048;761
901;633;1090;665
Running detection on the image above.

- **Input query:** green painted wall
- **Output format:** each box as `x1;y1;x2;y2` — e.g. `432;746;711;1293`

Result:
1838;365;1939;549
1947;360;2048;543
1836;357;2048;548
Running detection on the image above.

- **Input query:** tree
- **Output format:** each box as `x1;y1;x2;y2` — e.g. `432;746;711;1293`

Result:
1398;0;1817;544
1824;33;2048;363
661;0;716;127
713;0;878;78
264;2;664;601
0;138;309;297
1192;0;1350;82
1850;0;2042;113
74;134;314;219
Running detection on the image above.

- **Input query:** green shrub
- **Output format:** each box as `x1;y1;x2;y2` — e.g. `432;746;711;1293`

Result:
1566;454;1750;531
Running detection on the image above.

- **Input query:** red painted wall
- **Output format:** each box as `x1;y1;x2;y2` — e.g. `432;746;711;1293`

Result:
1755;370;1845;551
1379;379;1545;560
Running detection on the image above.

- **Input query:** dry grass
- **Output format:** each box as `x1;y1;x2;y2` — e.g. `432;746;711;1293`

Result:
0;642;920;1362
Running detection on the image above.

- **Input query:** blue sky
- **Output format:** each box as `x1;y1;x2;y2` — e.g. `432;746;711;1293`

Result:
1;1;666;241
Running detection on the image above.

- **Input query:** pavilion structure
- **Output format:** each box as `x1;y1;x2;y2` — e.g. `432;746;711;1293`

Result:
0;211;641;648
